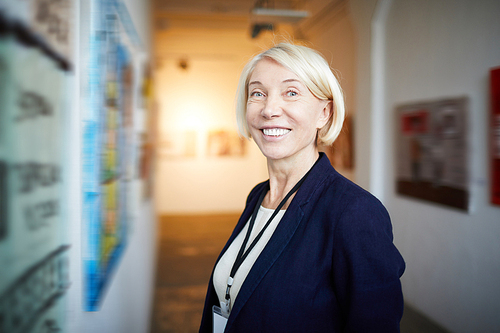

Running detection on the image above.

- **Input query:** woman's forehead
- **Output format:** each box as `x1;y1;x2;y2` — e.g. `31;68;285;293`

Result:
249;58;302;85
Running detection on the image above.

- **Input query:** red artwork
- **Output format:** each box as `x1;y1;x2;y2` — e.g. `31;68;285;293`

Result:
491;67;500;206
401;110;429;135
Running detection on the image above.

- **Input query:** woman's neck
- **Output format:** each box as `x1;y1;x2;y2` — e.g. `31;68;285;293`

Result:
262;150;319;210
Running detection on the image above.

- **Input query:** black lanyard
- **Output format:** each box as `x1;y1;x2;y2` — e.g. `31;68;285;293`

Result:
223;156;320;313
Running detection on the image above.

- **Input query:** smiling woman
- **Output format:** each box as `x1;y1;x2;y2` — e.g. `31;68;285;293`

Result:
245;57;331;165
236;43;345;147
199;42;405;333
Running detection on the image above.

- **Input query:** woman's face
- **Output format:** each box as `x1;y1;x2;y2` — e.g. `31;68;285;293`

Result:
246;58;331;163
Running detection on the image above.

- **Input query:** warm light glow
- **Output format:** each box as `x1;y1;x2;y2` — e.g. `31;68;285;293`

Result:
174;107;206;131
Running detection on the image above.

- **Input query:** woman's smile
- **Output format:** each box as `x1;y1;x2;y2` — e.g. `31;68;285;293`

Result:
261;128;291;137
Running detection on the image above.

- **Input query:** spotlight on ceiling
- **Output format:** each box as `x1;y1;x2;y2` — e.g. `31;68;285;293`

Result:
249;4;309;38
250;8;309;24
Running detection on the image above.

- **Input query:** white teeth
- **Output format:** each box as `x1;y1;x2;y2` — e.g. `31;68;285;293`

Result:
263;128;290;136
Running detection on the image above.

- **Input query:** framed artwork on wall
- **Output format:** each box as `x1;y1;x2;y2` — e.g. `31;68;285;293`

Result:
82;0;143;311
207;130;246;157
395;97;469;211
320;116;354;171
491;67;500;206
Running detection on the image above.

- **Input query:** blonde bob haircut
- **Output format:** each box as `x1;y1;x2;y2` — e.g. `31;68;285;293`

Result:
236;42;345;146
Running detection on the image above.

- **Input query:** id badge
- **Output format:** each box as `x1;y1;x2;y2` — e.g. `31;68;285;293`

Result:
212;305;228;333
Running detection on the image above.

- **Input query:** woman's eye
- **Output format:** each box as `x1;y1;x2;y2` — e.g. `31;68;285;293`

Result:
251;91;264;97
286;91;298;97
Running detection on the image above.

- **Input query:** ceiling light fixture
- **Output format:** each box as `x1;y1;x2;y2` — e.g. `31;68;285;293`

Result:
251;8;309;24
249;0;309;38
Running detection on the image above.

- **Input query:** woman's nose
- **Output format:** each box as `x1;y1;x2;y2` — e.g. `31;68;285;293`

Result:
260;94;282;119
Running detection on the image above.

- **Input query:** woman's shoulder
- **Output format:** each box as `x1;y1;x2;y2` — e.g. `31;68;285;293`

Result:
309;167;392;238
307;153;382;206
320;166;385;212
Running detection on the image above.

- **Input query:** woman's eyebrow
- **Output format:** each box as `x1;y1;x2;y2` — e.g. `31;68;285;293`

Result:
282;79;301;84
249;78;301;86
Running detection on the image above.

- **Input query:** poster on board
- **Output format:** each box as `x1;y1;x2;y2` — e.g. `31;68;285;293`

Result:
395;97;469;211
0;9;71;333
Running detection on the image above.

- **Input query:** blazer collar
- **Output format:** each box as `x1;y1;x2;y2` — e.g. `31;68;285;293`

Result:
224;153;335;330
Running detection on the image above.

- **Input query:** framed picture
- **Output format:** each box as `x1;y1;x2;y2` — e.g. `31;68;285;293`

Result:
159;130;197;159
395;97;469;211
82;0;142;311
491;67;500;206
207;130;246;157
320;115;354;171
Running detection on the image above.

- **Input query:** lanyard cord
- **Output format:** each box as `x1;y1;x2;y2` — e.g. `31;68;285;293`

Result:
223;156;320;313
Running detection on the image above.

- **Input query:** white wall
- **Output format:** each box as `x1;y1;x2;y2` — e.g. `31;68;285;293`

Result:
65;0;156;332
350;0;500;331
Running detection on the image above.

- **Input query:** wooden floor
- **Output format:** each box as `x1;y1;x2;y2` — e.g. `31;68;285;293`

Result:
150;214;450;333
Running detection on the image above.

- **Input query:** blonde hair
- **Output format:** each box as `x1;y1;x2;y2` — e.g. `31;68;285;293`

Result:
236;42;345;146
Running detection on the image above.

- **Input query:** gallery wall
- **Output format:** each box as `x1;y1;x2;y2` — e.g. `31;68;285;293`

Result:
348;0;500;331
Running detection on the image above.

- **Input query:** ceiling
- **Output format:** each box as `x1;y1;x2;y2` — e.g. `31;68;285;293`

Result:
154;0;308;17
153;0;343;36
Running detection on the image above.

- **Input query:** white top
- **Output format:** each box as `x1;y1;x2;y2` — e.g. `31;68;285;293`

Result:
213;206;286;312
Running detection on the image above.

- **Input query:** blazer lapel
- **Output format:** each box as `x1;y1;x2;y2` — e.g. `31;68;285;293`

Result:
225;203;305;330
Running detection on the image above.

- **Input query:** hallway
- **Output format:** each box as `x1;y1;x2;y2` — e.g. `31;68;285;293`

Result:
150;214;450;333
150;214;237;332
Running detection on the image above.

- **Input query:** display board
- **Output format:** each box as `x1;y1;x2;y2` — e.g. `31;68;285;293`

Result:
395;97;469;211
0;5;72;332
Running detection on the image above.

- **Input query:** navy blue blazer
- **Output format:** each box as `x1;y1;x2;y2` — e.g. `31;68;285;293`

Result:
200;153;405;332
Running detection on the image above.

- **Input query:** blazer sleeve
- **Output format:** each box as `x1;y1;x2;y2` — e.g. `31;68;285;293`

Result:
331;192;405;332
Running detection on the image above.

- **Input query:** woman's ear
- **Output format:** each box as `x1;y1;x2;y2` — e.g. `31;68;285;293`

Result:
317;100;333;129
